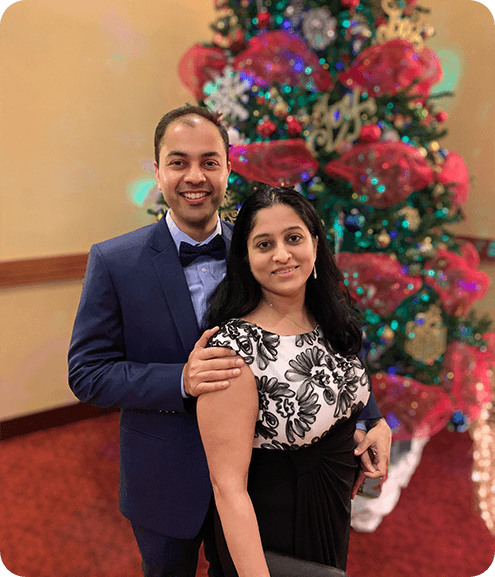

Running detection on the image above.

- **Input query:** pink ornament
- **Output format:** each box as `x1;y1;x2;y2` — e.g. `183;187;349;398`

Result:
435;111;448;123
324;141;435;208
256;10;271;28
424;248;490;316
336;252;422;316
341;0;360;10
337;39;442;99
256;120;277;137
286;115;303;136
229;139;320;187
359;123;381;143
437;152;470;205
372;373;454;441
232;30;333;91
440;341;492;420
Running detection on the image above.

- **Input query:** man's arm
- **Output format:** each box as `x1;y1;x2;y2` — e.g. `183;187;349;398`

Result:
68;245;240;412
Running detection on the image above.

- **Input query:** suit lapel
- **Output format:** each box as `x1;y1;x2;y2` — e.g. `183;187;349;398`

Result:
150;219;200;355
221;220;233;255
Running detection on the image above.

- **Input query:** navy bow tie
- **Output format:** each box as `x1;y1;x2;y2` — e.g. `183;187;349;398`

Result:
179;235;226;266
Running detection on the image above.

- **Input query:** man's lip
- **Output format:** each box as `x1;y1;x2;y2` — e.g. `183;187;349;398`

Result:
179;191;210;197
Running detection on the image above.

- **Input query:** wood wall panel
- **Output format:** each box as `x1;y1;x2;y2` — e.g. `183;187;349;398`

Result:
0;254;88;287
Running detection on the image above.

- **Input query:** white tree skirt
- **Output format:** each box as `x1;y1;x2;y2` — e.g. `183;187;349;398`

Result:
351;437;429;532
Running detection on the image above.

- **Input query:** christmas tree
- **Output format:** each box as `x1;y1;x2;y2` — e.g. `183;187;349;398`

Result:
164;0;495;451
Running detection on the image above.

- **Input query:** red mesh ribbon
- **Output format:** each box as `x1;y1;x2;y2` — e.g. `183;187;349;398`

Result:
232;30;333;91
178;44;228;100
480;332;495;369
424;248;491;316
336;252;422;316
229;139;320;186
437;152;470;205
338;39;442;98
440;341;492;420
324;141;435;208
373;373;454;441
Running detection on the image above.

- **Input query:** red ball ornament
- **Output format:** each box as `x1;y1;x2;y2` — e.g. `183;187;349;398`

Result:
256;10;271;28
359;123;382;143
435;111;448;123
257;119;277;137
286;115;303;136
341;0;360;10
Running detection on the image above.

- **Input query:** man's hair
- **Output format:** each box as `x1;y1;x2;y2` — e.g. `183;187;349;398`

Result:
154;105;230;165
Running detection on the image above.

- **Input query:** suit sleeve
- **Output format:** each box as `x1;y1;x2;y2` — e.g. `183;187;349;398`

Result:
68;245;187;413
358;392;381;423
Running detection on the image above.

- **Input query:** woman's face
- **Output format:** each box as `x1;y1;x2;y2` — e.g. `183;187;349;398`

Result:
246;204;317;301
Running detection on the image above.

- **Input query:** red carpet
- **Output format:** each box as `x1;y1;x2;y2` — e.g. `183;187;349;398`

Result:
1;413;493;577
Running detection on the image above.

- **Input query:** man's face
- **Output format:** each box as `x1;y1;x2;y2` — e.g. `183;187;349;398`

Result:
154;115;231;241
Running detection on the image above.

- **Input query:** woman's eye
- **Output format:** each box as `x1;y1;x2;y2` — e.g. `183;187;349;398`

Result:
288;235;302;243
257;242;271;249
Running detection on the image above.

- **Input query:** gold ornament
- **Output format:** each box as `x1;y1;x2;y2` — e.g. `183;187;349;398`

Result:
382;325;395;342
273;102;289;117
418;236;434;257
376;231;391;247
398;206;420;231
404;304;447;365
307;88;377;155
375;0;431;49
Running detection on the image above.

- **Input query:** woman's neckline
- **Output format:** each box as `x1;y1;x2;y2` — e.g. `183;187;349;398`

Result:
237;317;319;338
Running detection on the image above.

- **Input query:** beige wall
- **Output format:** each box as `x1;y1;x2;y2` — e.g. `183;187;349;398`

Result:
1;0;494;420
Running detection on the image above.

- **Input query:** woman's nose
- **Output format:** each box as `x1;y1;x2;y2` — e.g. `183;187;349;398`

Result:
273;243;290;262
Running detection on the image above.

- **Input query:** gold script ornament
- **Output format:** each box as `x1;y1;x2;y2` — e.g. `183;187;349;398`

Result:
307;89;377;155
375;0;431;49
404;304;447;365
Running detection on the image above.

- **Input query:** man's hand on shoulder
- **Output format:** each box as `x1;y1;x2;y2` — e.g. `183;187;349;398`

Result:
183;327;244;397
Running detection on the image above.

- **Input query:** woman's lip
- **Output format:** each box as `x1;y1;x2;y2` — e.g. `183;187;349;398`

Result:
272;266;297;274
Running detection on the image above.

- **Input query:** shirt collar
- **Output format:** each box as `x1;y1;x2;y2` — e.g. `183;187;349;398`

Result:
166;210;222;253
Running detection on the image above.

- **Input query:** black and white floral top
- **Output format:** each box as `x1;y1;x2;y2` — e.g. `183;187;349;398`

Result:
207;319;370;450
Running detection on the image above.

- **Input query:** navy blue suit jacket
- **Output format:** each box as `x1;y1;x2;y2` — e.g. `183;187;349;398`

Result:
68;217;379;539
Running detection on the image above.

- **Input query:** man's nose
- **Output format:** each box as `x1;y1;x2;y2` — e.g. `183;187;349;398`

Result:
185;164;206;183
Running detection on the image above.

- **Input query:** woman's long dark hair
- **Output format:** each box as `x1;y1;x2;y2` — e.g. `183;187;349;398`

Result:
208;184;363;356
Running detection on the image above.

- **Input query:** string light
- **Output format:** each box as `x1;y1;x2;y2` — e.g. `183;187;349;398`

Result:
471;370;495;536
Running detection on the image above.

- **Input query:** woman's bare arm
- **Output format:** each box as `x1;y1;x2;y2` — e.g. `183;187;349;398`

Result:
197;362;270;577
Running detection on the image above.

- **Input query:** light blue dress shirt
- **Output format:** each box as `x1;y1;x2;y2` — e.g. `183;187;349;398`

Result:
166;211;227;398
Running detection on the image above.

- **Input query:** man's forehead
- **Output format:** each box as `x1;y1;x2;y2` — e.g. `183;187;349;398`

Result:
160;116;224;155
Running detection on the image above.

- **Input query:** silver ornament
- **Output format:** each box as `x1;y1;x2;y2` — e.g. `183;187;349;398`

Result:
302;8;337;50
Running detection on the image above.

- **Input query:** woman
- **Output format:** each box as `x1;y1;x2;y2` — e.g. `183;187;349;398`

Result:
197;185;380;576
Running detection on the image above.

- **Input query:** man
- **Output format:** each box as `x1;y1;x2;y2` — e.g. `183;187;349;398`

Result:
68;105;390;577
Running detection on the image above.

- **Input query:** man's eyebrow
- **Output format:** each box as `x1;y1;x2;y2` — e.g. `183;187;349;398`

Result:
166;151;222;158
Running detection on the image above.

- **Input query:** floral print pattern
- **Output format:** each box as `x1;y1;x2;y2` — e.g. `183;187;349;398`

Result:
207;319;370;449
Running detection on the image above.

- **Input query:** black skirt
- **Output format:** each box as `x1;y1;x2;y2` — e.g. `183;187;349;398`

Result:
213;414;360;574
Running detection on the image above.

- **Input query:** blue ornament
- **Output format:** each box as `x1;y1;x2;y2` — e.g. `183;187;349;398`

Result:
344;211;365;232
